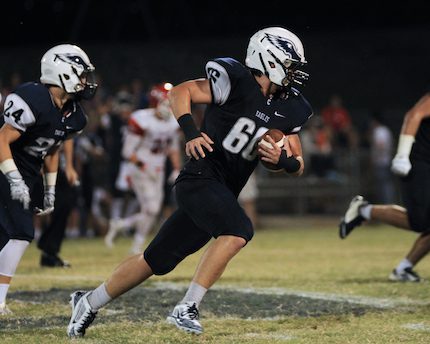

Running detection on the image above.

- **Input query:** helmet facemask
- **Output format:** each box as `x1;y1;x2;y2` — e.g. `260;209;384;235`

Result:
54;53;98;100
74;70;98;100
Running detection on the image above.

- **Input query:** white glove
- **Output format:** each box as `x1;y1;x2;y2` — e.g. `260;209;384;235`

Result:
167;169;180;185
34;185;55;216
391;154;412;176
5;170;31;209
391;134;414;176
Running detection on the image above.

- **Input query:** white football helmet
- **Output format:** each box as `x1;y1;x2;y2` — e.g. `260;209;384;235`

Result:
40;44;98;99
245;27;308;88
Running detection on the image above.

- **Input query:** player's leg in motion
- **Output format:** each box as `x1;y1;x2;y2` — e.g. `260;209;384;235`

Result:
340;198;429;282
166;179;253;334
165;235;246;332
129;171;164;254
339;196;410;239
68;209;211;337
105;171;162;252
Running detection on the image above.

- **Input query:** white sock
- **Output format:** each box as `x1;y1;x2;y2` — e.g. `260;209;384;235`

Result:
0;284;10;304
0;239;30;277
359;204;373;220
396;258;413;273
87;283;112;310
181;282;207;308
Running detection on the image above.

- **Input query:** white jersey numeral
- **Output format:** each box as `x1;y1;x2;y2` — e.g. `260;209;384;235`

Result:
222;117;268;161
24;137;57;159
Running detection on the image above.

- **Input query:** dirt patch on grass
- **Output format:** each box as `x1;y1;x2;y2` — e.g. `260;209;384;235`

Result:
1;287;374;331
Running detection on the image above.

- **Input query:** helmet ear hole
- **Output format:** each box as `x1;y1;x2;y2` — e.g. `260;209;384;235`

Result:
63;74;70;80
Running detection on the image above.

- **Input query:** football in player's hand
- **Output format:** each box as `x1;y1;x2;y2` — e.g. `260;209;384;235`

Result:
258;128;285;171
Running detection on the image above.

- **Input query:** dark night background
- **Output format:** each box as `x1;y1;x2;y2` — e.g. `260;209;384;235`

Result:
1;0;430;213
1;1;430;132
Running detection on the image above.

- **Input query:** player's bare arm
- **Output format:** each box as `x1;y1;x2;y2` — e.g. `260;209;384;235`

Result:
286;134;305;176
33;146;60;216
122;131;145;169
0;123;22;161
401;93;430;136
63;139;79;185
43;147;60;173
168;79;213;160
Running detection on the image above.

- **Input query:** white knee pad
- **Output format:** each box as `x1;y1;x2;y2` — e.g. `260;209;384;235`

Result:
0;239;30;277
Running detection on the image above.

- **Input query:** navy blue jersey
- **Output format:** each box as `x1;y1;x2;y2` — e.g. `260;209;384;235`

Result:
177;57;313;196
0;82;87;185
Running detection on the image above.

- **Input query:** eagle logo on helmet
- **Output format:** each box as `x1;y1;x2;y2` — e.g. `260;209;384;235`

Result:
54;53;93;71
264;33;301;62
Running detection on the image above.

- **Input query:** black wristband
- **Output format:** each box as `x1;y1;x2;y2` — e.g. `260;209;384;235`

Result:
177;114;201;142
276;150;301;173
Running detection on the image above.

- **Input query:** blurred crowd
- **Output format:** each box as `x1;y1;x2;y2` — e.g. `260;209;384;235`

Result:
0;73;397;238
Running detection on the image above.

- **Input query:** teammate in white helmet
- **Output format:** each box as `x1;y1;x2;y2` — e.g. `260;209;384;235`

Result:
0;44;97;315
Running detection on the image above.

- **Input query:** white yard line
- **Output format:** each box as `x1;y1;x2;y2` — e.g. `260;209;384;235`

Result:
402;323;430;331
15;273;106;282
151;281;430;309
13;274;430;308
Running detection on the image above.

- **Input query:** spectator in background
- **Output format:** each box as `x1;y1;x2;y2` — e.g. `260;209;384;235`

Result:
130;78;149;109
37;140;79;267
105;91;136;221
74;114;105;237
321;94;359;150
369;111;395;203
300;115;337;179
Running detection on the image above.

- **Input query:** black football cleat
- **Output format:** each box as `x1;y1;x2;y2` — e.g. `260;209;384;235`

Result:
40;252;71;268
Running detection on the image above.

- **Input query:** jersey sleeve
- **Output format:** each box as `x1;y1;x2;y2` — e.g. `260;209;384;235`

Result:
285;92;314;134
128;110;149;136
2;93;36;132
205;57;245;106
206;60;232;106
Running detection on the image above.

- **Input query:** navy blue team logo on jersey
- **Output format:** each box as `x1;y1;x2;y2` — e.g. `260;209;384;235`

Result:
264;33;301;62
54;54;90;70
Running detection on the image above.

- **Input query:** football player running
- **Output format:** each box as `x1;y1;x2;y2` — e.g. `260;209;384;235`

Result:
339;93;430;282
67;27;313;337
104;83;182;254
0;44;97;315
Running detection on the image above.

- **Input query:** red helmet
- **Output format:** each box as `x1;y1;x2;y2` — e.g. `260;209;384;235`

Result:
148;82;173;108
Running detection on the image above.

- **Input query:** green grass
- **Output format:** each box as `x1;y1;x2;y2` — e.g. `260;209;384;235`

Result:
1;218;430;343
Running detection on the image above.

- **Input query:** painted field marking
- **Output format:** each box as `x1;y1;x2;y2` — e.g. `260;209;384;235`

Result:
402;323;430;331
13;274;430;309
152;281;430;309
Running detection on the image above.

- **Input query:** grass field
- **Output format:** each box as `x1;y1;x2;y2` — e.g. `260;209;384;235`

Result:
1;217;430;343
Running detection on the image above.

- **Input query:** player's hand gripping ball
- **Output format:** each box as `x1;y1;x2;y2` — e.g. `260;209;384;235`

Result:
257;128;285;171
